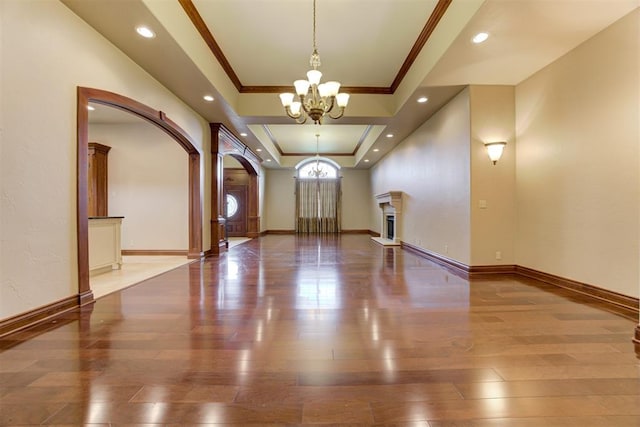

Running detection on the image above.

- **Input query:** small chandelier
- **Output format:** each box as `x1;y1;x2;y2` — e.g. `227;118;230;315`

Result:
309;134;328;178
279;0;349;125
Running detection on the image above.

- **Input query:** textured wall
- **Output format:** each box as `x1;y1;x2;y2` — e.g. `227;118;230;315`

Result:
469;86;516;266
339;169;371;231
0;0;208;319
515;10;639;297
371;89;472;265
90;122;189;250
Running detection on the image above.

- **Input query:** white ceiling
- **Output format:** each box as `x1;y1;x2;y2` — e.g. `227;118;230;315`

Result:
62;0;638;169
191;0;440;87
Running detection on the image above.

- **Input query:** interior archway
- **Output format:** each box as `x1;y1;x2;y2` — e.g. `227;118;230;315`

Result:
224;154;260;239
210;123;261;253
76;87;202;304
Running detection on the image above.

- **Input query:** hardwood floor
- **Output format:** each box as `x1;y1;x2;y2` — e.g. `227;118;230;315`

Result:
1;235;638;426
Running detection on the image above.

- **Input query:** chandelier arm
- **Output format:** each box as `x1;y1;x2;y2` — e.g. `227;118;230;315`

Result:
284;106;301;120
328;106;346;120
323;96;336;114
299;95;312;115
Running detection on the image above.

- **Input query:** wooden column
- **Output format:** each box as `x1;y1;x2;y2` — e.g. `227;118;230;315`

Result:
210;124;227;254
247;173;260;238
87;142;111;217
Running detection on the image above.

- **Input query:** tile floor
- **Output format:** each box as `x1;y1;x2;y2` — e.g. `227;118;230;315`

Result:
90;237;252;299
90;255;194;299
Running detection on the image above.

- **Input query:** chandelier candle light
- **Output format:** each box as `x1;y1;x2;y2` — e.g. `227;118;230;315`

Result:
279;0;349;124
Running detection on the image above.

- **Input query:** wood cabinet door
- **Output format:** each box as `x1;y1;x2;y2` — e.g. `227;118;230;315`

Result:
225;185;247;237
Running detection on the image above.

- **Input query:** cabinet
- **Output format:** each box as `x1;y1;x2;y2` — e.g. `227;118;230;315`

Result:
88;217;123;275
88;142;111;217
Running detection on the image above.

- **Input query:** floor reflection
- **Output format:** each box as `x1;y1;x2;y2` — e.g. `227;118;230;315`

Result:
1;235;638;425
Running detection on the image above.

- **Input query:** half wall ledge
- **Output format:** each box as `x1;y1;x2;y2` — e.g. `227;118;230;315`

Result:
372;236;400;246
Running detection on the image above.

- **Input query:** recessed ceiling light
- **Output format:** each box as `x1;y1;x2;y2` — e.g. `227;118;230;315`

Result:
417;96;428;103
364;159;370;163
386;134;394;138
136;26;155;39
256;148;262;152
472;32;489;44
373;148;379;152
240;132;247;137
266;159;271;162
87;105;95;111
203;95;214;102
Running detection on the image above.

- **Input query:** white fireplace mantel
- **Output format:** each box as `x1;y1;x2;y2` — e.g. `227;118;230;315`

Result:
376;191;402;214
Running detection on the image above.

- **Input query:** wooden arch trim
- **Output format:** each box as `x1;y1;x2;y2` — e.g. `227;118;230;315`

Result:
226;154;258;176
226;154;260;239
76;87;203;302
210;123;261;252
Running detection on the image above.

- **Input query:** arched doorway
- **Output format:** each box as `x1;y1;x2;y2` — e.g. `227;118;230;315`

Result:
76;87;202;304
223;155;249;238
210;124;260;253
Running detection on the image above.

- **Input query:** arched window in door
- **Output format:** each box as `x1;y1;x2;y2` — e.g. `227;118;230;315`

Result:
226;193;239;218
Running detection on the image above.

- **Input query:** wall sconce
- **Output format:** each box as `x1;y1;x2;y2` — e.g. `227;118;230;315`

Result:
484;141;507;165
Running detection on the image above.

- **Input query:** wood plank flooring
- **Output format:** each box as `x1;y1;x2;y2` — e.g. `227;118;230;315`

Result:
1;235;638;426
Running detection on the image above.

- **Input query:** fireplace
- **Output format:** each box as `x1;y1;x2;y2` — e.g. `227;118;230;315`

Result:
372;191;402;246
386;215;395;240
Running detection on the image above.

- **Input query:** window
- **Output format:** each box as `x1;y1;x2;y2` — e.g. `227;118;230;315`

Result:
297;159;338;179
294;158;341;234
226;194;238;218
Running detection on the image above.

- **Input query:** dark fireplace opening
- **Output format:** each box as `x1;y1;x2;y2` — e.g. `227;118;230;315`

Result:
386;215;395;240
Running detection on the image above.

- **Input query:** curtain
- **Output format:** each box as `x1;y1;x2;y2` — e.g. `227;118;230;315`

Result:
295;178;341;234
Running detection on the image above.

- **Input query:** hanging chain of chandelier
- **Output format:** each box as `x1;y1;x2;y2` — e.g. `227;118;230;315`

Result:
308;133;328;178
279;0;350;125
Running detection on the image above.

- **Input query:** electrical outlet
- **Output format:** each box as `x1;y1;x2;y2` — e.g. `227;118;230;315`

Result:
495;251;502;260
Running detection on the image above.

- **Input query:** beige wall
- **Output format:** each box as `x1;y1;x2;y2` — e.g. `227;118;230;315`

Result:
264;169;296;231
469;86;516;265
369;10;639;302
0;0;209;319
90;122;189;250
263;167;372;232
515;10;639;298
340;169;371;231
371;88;472;264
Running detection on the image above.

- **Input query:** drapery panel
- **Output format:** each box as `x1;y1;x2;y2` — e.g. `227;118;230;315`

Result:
295;178;341;234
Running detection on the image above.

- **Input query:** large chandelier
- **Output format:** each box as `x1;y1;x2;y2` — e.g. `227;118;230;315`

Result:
308;133;328;178
279;0;349;125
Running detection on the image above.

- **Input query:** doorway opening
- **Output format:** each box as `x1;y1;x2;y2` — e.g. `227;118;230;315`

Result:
76;87;202;304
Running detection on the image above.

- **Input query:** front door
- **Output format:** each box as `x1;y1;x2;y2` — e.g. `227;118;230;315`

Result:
225;185;247;237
